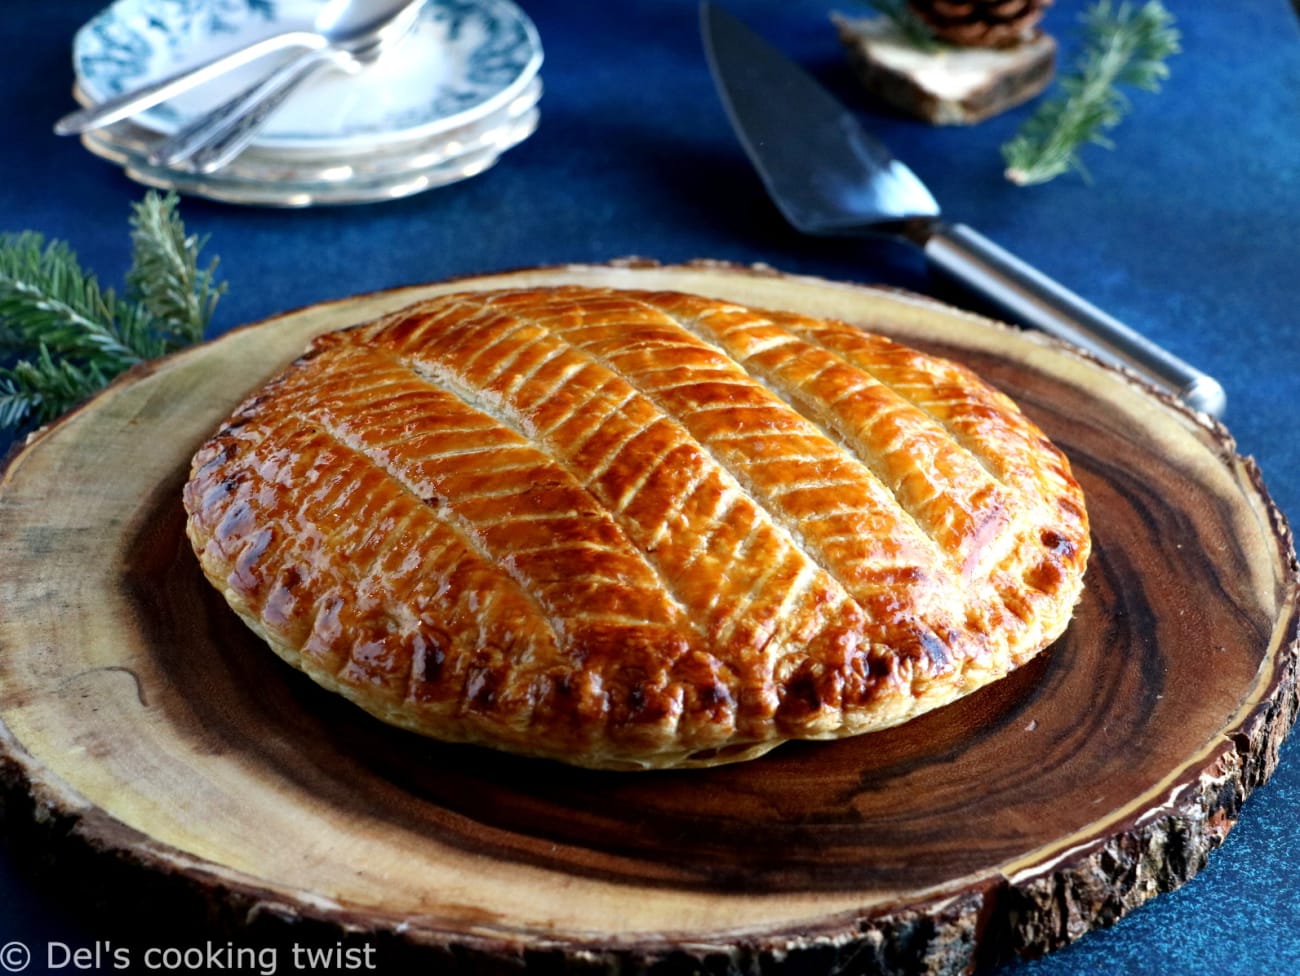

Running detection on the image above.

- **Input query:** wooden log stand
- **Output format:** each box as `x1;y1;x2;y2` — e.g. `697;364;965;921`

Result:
1;262;1296;974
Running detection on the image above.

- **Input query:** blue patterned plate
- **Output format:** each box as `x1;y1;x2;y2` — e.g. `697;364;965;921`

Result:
72;0;543;151
78;77;542;205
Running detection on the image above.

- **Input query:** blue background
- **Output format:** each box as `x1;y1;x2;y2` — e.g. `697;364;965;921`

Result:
2;1;1299;973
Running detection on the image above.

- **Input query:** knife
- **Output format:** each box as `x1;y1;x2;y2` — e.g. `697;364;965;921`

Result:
700;2;1226;418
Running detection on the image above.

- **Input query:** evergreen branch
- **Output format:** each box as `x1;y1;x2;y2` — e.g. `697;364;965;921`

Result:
126;190;226;353
0;346;112;429
0;191;225;435
0;233;143;367
863;0;942;51
1002;0;1179;186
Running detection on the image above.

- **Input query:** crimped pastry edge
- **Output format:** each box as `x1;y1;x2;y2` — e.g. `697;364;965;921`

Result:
183;285;1090;770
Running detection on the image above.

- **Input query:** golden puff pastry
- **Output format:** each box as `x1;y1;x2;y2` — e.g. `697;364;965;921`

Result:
183;286;1090;770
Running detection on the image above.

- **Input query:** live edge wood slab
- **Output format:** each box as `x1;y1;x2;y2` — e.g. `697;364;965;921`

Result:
1;263;1296;975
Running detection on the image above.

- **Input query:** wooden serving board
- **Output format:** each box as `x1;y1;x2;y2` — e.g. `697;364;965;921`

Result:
1;263;1296;974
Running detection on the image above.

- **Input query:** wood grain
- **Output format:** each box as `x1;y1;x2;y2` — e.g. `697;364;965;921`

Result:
1;262;1296;975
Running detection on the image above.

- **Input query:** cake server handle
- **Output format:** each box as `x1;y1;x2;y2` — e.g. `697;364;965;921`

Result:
924;222;1226;417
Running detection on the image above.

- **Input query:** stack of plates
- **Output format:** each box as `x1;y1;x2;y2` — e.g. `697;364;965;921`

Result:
70;0;544;206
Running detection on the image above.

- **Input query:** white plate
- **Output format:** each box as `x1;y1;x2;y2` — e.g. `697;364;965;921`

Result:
81;75;542;184
83;109;538;206
73;0;543;152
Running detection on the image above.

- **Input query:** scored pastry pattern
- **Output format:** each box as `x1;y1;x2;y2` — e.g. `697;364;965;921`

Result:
184;287;1089;769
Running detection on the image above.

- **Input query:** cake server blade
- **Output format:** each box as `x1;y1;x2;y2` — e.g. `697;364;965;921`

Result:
700;1;1225;417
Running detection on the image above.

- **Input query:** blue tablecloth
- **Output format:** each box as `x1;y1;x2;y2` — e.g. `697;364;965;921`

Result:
3;1;1299;973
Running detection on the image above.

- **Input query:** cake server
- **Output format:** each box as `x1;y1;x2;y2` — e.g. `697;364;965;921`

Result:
700;2;1226;417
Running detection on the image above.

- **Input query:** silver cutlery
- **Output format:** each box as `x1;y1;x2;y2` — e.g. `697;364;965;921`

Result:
55;0;425;160
146;0;425;174
700;2;1226;417
55;33;323;137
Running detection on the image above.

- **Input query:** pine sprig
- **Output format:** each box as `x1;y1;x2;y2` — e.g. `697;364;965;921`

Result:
126;191;224;355
0;233;143;366
863;0;942;51
0;191;224;431
0;347;113;431
1002;1;1179;186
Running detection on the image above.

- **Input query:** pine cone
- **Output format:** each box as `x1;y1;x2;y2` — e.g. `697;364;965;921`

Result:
908;0;1053;48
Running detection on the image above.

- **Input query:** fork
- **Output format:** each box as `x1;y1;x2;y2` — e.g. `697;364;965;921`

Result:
145;0;425;174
